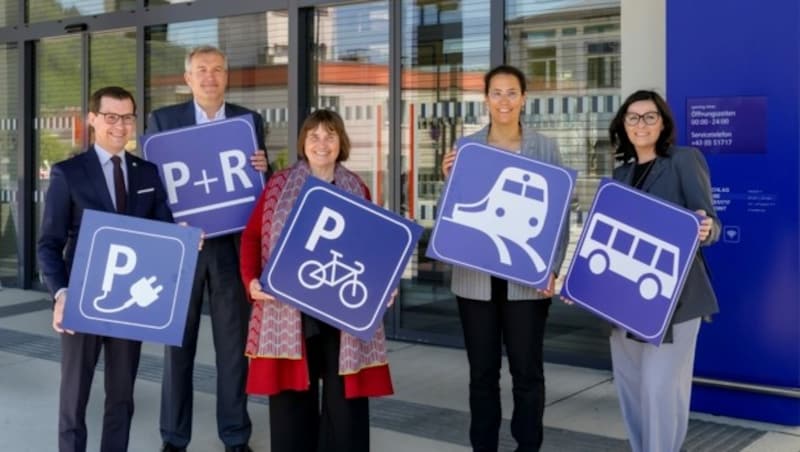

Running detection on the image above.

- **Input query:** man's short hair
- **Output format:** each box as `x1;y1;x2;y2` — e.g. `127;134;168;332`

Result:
89;86;136;114
184;45;229;72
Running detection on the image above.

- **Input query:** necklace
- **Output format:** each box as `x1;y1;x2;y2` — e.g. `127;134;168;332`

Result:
633;159;656;189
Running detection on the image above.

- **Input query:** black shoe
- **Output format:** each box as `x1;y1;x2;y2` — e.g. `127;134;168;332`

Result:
225;445;253;452
161;443;187;452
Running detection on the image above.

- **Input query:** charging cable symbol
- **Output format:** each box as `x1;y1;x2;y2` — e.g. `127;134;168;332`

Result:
93;244;164;314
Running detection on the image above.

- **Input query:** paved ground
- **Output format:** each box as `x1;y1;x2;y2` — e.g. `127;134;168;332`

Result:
1;288;798;451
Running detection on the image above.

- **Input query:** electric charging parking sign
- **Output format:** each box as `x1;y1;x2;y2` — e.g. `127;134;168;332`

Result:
426;142;576;289
262;177;423;341
142;116;264;238
63;210;201;345
561;179;701;344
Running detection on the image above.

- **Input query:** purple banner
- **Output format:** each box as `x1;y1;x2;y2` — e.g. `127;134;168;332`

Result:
686;96;767;153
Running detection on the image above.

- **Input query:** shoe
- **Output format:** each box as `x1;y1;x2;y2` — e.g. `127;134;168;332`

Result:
161;443;187;452
225;445;253;452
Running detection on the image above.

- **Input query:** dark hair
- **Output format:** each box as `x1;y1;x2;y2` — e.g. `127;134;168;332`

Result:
89;86;136;115
297;109;351;162
484;64;527;94
609;90;675;162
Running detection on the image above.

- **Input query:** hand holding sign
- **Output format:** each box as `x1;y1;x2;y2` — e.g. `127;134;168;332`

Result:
52;292;74;335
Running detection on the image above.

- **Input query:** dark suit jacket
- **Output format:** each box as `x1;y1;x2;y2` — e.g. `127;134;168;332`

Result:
37;148;174;297
614;145;721;324
146;100;268;172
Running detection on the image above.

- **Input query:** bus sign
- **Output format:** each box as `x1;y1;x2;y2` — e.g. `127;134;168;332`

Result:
561;179;701;344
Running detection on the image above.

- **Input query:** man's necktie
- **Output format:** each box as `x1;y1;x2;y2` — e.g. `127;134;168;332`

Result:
111;155;127;213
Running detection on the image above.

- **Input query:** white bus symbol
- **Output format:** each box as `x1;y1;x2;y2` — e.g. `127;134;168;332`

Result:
579;213;679;300
446;167;549;271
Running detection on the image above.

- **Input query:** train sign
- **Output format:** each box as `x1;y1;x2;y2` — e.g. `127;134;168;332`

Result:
426;142;575;289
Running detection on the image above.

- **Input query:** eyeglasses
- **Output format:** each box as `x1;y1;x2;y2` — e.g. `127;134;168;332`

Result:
96;112;137;125
624;111;661;126
488;90;522;101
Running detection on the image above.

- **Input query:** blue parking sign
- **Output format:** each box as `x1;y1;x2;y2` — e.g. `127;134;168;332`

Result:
142;116;264;238
63;210;201;345
561;179;701;344
426;142;575;289
262;178;423;341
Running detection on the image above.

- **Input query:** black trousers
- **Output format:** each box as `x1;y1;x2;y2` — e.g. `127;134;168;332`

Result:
59;332;141;452
268;322;370;452
160;236;251;447
457;277;551;452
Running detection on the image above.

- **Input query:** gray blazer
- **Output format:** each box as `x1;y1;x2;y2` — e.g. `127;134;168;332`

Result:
450;124;569;301
614;146;720;323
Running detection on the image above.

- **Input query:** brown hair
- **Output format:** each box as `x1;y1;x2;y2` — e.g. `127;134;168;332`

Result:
297;109;351;162
89;86;136;115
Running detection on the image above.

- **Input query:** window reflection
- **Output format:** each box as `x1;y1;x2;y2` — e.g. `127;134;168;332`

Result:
399;0;490;340
28;0;135;23
0;43;17;286
507;0;621;363
145;12;289;168
311;2;389;201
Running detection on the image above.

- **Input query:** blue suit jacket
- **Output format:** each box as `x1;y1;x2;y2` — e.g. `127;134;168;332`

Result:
37;148;174;297
146;100;269;175
614;146;721;324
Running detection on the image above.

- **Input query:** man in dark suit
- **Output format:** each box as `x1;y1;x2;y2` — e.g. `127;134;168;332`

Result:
147;45;268;452
37;86;174;452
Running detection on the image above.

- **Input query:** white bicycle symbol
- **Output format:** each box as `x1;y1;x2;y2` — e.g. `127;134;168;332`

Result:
297;249;369;309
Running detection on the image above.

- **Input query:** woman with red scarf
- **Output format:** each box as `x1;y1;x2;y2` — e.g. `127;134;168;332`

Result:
239;109;393;452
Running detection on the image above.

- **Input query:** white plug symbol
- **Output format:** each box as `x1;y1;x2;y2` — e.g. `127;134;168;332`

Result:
93;244;163;313
124;276;163;308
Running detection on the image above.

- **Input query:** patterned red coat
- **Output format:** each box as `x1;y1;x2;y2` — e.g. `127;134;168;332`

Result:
239;167;394;398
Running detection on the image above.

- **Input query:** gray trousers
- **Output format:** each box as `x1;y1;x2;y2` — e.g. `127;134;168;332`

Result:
610;318;702;452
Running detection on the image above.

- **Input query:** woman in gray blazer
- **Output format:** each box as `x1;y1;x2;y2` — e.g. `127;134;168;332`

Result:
442;65;569;452
608;90;720;452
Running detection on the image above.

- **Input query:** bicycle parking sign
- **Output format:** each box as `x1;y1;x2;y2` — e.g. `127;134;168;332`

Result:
262;178;423;341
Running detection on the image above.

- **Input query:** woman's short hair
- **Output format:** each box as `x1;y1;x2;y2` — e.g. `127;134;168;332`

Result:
483;64;527;94
297;109;351;162
609;90;676;162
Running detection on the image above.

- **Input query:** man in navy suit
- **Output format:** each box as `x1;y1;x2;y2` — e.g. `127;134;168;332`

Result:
147;45;268;452
37;86;174;452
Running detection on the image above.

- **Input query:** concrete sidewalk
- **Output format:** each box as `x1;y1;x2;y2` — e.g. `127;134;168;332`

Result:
1;288;798;452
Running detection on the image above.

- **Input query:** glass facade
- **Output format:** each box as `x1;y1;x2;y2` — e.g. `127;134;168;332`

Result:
145;12;289;168
0;43;16;286
3;0;622;366
28;0;135;23
506;0;621;363
397;0;490;343
310;2;389;205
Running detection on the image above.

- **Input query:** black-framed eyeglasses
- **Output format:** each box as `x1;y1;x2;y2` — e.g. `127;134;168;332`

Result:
96;112;137;125
624;111;661;126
